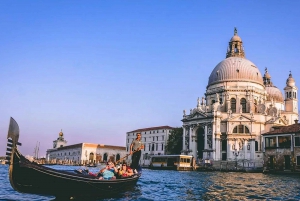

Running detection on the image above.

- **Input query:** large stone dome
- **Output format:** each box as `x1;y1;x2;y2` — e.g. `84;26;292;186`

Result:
208;57;264;87
266;86;284;102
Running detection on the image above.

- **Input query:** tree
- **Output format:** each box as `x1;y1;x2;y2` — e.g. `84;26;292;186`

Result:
165;127;183;154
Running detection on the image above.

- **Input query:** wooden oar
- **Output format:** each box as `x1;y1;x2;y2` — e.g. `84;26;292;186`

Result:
115;147;142;164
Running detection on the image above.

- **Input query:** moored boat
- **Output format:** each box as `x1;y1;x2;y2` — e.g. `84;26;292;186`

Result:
5;117;141;199
149;155;194;171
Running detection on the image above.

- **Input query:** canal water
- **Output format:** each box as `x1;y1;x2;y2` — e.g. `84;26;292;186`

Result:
1;165;300;200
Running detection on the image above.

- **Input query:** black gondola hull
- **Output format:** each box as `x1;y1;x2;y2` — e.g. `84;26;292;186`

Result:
6;118;141;198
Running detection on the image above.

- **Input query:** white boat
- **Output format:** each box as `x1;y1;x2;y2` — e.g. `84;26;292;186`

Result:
149;155;194;171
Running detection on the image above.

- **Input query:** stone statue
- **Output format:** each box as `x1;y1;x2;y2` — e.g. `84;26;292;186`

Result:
183;110;186;116
234;27;237;35
201;97;205;105
197;97;201;107
239;105;243;113
216;93;219;102
227;109;232;118
190;109;193;114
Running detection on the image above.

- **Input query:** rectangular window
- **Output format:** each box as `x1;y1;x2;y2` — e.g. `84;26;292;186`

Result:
162;136;164;140
156;143;158;151
153;137;155;141
265;137;276;148
278;136;291;148
149;144;150;151
144;137;146;142
162;143;164;151
156;136;158;141
295;137;300;146
297;156;300;166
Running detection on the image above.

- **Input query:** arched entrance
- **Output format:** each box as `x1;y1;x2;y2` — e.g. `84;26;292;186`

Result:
89;152;94;163
103;153;108;162
197;127;205;159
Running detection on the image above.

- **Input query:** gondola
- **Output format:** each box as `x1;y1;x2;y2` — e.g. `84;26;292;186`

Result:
5;117;141;199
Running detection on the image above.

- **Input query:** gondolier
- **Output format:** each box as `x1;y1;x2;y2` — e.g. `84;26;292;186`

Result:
130;133;144;170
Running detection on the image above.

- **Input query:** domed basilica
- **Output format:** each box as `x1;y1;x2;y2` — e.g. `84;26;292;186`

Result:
182;28;298;164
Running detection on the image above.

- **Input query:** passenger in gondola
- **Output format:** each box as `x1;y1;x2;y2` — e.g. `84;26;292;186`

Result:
118;162;134;178
98;161;118;180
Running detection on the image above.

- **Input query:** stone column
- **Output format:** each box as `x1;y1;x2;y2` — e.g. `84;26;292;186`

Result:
212;124;215;160
244;140;247;160
215;136;221;160
189;126;193;154
250;139;255;160
204;125;208;149
182;126;186;152
227;139;231;160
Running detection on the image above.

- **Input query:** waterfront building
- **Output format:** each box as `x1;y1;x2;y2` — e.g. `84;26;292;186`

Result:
182;28;298;168
262;120;300;171
126;126;174;166
46;130;127;165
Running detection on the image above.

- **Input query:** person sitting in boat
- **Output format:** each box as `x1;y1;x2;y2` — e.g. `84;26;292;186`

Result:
118;163;134;178
98;161;118;180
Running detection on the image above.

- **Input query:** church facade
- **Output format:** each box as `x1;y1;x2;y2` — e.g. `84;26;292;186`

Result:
181;28;298;165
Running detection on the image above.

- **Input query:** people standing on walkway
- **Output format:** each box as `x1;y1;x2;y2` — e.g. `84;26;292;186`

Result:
130;132;144;170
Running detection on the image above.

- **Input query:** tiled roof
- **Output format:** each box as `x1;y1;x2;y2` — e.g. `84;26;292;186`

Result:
129;126;174;133
263;123;300;135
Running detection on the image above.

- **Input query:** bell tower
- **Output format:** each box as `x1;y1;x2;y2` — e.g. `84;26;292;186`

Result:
284;71;298;113
226;27;245;58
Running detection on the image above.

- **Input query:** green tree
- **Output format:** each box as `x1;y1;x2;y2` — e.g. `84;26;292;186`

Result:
165;127;183;154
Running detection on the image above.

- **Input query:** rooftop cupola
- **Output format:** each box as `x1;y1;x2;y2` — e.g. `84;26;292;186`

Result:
263;67;273;86
226;27;245;58
286;71;296;87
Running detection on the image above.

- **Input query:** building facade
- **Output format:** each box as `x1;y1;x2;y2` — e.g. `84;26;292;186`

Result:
263;120;300;171
46;131;127;165
126;126;174;166
182;28;298;167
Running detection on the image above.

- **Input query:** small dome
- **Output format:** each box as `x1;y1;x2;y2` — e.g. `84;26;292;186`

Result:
266;86;284;102
59;130;63;137
286;72;295;87
230;35;242;42
264;72;271;79
208;57;264;87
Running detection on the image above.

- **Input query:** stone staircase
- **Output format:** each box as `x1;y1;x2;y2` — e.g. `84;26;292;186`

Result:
209;160;264;172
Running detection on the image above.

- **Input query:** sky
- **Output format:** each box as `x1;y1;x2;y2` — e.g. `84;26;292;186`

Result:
1;1;300;156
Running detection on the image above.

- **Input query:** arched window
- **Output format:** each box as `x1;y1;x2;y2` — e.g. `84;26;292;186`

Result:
219;98;223;104
211;100;215;105
116;154;120;161
286;92;288;98
289;92;292;98
295;92;297;99
240;98;247;113
232;125;250;134
255;141;258;151
231;98;236;113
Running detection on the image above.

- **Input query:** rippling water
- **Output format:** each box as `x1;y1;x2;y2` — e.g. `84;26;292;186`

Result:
1;164;300;200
